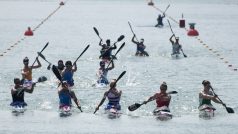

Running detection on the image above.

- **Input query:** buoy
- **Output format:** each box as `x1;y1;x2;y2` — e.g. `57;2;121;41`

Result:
24;27;34;36
234;69;237;71
59;1;65;5
228;65;232;67
179;14;185;28
187;23;199;36
0;54;3;56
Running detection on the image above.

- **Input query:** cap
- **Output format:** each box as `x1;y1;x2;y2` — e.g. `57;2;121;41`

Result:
23;57;29;62
202;80;210;86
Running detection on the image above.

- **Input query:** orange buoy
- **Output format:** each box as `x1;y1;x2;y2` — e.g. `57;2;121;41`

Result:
187;23;199;36
60;1;65;5
24;27;33;36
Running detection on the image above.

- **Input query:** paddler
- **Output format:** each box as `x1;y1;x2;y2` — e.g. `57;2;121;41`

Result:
155;13;165;27
99;39;117;61
199;80;225;110
21;57;41;87
95;79;122;112
97;60;114;85
131;34;149;56
169;34;183;55
10;78;36;107
143;82;171;113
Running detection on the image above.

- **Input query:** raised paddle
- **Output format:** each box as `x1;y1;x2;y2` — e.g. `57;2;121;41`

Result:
73;45;90;65
210;86;234;113
31;42;49;68
128;91;178;112
128;21;139;42
167;20;187;58
106;42;125;69
94;71;126;114
163;4;170;14
37;52;52;70
52;65;83;112
99;35;125;58
93;27;102;40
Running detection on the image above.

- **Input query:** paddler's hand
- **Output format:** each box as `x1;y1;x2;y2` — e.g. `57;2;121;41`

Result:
143;101;147;105
95;106;99;111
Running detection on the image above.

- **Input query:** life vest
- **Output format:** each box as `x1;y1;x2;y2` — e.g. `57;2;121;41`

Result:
107;90;120;106
59;90;72;108
10;87;25;106
62;70;74;86
156;93;171;107
172;43;181;54
199;91;213;107
137;42;145;52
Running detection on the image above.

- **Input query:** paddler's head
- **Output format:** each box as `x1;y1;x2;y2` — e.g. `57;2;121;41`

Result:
106;39;110;46
58;60;64;70
140;38;144;43
62;81;68;88
14;78;21;85
109;79;117;88
160;82;167;92
23;57;29;65
202;80;211;89
99;61;105;68
65;61;72;69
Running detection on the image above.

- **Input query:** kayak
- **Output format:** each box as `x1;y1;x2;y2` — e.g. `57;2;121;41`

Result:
10;102;27;113
105;104;121;119
96;82;107;88
105;108;121;119
153;106;172;121
171;53;181;59
198;104;215;118
59;105;72;117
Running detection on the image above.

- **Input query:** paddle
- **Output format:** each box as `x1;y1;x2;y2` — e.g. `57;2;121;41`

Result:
94;71;126;114
163;4;170;14
73;45;90;65
167;20;187;58
37;52;51;70
17;76;47;96
128;91;178;112
31;42;49;68
128;21;139;42
52;65;83;112
99;35;125;59
210;86;234;113
93;27;102;40
106;42;125;69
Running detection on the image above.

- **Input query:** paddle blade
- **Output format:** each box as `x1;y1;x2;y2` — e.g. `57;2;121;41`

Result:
93;27;99;36
114;42;125;56
37;76;47;82
117;35;125;42
168;91;178;94
40;42;49;53
128;103;142;111
52;65;62;82
37;52;46;60
74;45;90;64
226;107;235;113
115;71;126;83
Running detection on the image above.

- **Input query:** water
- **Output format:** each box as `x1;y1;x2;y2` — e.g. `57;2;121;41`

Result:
0;0;238;133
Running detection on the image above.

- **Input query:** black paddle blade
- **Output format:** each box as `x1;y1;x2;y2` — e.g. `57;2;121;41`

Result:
93;27;99;36
115;71;126;83
226;107;235;113
74;45;90;64
37;76;47;82
52;65;62;82
40;42;49;53
128;103;142;111
115;42;125;56
37;52;46;60
117;35;125;42
168;91;178;94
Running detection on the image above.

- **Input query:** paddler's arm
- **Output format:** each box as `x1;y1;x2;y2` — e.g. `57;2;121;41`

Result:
107;60;114;70
99;39;103;46
32;57;42;69
169;34;175;44
143;93;157;104
24;83;36;93
95;92;107;111
72;62;77;72
132;34;138;44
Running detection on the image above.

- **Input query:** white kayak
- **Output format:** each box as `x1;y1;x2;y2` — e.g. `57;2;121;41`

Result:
105;108;121;119
153;106;172;121
198;104;215;118
59;105;72;117
171;53;182;59
12;105;26;113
